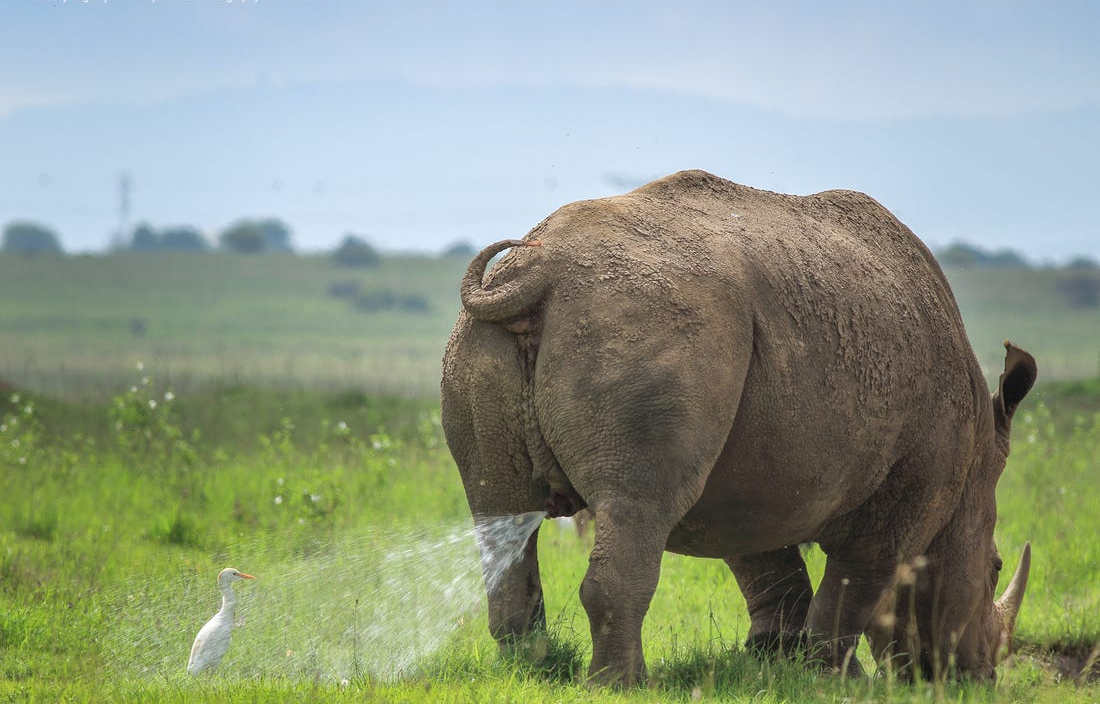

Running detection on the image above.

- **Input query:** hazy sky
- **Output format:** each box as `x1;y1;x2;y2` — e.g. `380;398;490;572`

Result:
2;0;1098;261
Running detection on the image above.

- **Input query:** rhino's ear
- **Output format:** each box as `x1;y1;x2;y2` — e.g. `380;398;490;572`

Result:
993;341;1037;433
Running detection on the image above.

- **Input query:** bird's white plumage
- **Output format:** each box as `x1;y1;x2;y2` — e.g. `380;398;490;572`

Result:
187;567;255;675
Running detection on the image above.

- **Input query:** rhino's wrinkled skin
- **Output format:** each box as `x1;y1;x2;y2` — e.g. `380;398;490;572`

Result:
441;170;1035;685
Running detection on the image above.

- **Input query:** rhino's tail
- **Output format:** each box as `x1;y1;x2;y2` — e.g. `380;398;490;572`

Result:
460;239;548;322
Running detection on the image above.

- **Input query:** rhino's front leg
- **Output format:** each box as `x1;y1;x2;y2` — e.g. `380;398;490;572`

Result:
726;546;813;656
580;499;669;686
805;557;895;677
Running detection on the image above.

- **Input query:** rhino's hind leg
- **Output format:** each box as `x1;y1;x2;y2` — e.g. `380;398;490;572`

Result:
485;523;547;644
580;497;681;687
726;546;813;658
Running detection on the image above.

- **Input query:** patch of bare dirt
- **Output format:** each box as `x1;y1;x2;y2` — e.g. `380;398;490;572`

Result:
1016;640;1100;683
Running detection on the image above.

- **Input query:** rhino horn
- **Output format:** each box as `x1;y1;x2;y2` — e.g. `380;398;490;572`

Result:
460;239;547;322
996;542;1031;638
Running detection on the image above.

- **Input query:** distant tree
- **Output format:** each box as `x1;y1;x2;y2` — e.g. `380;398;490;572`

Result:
937;241;1029;270
256;219;294;252
441;239;476;258
219;221;268;254
937;242;985;269
986;249;1029;269
2;221;63;255
130;223;159;251
159;226;209;252
1065;256;1099;271
219;219;293;254
128;223;209;252
1056;272;1100;309
332;235;380;268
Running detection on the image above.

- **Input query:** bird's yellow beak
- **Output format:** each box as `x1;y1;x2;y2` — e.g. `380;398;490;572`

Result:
239;573;256;580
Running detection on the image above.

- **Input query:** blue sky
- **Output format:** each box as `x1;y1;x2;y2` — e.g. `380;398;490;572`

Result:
2;0;1098;260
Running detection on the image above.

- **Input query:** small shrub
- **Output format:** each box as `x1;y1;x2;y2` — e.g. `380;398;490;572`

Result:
354;289;430;314
16;509;58;542
1;393;41;471
327;280;361;299
108;363;196;470
147;511;201;547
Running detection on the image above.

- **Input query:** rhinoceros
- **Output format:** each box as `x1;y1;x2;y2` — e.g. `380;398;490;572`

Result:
441;170;1035;685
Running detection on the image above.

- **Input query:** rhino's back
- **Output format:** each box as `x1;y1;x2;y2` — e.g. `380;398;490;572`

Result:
504;170;986;555
619;172;984;555
516;169;974;390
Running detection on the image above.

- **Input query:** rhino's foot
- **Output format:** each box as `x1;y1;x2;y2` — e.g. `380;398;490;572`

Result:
744;630;806;661
805;638;866;680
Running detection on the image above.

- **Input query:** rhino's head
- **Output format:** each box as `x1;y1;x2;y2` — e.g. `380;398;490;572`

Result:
868;342;1036;681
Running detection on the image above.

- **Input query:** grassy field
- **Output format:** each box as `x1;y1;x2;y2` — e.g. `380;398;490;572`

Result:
2;252;1099;398
1;252;1099;702
0;252;467;399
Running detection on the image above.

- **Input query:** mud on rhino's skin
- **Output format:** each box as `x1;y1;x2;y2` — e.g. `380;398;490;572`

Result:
441;169;1036;686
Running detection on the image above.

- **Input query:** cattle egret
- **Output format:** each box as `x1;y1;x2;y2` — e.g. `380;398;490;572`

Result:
187;567;256;675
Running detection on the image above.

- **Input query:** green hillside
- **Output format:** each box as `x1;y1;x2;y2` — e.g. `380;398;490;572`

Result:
1;252;1097;398
0;252;466;398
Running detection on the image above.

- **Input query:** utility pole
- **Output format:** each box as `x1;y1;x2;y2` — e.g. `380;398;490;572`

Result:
111;171;131;250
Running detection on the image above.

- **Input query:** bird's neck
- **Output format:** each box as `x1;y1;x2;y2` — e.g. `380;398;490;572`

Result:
220;587;237;613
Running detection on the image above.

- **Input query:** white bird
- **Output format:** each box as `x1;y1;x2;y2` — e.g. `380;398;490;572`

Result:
187;567;256;675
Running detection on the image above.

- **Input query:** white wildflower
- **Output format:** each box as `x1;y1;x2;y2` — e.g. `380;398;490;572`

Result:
136;361;144;372
10;393;20;404
163;391;175;402
274;495;283;505
148;399;157;410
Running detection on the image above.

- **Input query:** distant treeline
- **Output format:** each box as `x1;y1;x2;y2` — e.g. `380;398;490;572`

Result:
5;218;1095;270
0;219;477;262
3;221;1099;311
936;241;1098;271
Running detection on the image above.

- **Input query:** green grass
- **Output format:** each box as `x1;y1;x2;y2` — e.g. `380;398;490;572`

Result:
2;252;1100;701
1;381;1099;702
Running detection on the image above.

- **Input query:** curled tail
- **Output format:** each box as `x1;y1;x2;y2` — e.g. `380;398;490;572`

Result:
460;239;548;322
